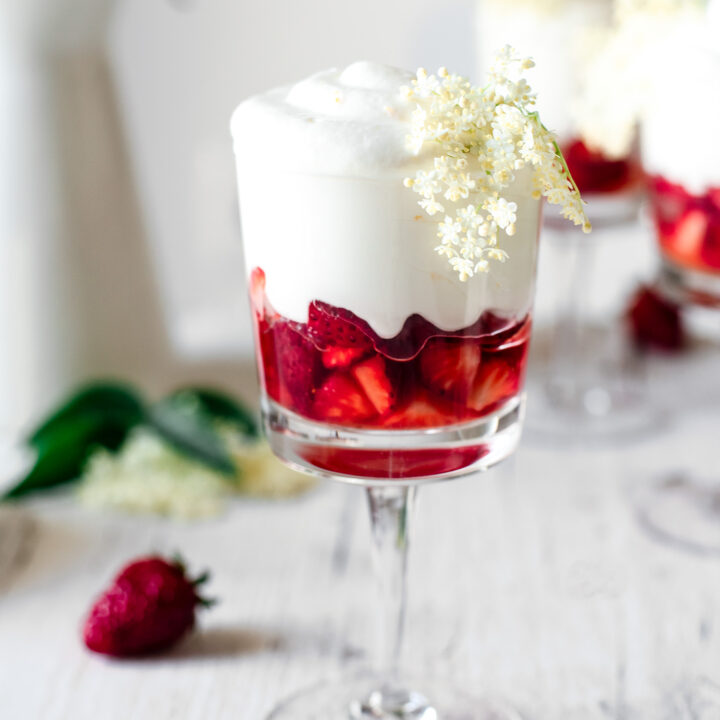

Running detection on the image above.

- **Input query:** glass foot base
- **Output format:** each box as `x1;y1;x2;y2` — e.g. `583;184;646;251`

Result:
266;674;524;720
523;373;662;444
349;686;434;719
635;473;720;556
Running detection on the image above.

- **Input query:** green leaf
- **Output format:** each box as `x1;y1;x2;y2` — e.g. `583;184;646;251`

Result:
147;399;237;476
29;382;145;452
163;387;259;438
5;383;145;499
3;382;253;500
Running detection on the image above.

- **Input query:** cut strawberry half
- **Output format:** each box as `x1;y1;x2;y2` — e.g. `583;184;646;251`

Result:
308;301;372;351
249;267;266;314
351;356;395;416
468;358;520;415
257;321;280;399
708;188;720;212
312;373;375;423
272;322;317;414
700;213;720;270
321;346;367;369
664;209;708;266
383;391;461;429
419;339;481;402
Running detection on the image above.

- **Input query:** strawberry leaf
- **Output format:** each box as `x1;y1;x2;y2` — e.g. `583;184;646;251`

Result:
29;382;145;452
147;400;237;476
5;383;146;499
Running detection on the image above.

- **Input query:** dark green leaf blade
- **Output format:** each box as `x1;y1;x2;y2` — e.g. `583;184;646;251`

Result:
5;412;135;499
29;382;145;451
147;400;236;476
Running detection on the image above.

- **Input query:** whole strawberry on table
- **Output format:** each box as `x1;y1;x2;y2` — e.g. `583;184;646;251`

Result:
83;555;214;657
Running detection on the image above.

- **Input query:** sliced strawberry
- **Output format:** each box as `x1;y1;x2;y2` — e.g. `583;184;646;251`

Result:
383;391;462;429
257;321;280;399
664;209;708;266
312;373;375;423
321;346;367;369
468;358;521;415
700;212;720;270
419;339;482;402
351;356;395;415
272;322;317;414
707;187;720;211
307;302;372;350
249;267;266;314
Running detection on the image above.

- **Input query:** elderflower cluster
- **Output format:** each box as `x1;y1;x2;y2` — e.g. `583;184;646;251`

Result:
403;47;590;282
77;429;315;519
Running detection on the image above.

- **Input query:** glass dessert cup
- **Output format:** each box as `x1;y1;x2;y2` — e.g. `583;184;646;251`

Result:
231;49;588;719
650;176;720;309
633;177;720;554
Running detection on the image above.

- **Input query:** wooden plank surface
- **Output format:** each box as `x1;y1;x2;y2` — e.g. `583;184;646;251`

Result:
1;349;720;719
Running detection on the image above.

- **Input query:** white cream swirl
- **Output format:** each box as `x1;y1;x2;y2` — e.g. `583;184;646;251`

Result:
231;62;433;177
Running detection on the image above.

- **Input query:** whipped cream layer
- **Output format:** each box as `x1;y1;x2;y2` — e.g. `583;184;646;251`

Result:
232;62;541;339
641;19;720;194
232;63;429;177
476;0;612;141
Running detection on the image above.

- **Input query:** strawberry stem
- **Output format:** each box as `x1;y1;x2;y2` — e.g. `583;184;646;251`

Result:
191;571;210;587
196;595;218;609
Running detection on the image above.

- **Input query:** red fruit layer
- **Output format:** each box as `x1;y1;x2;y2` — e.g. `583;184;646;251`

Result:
562;139;638;195
649;176;720;274
249;268;530;431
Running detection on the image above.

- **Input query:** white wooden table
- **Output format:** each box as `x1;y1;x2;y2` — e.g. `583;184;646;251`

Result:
1;341;719;720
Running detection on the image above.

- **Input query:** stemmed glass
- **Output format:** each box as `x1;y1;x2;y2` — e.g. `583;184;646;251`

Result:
630;9;720;554
635;179;720;554
231;55;586;719
476;0;653;442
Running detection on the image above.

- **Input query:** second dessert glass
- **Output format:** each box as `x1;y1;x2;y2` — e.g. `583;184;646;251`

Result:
633;11;720;555
232;53;588;719
476;0;651;443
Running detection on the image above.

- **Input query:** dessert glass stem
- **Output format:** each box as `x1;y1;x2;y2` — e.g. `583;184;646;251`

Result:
551;230;595;396
366;485;416;686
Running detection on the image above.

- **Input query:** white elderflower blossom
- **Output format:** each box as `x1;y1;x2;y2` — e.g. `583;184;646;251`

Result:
419;197;444;215
77;429;315;519
487;197;518;229
403;46;590;280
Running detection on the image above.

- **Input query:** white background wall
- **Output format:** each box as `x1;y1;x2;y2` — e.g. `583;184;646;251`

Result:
109;0;477;359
